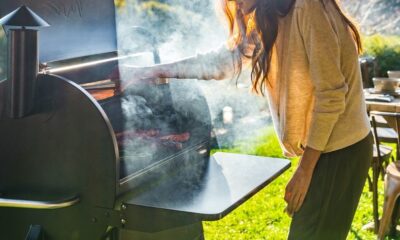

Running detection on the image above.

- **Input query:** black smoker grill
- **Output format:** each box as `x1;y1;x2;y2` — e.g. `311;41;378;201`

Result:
0;1;290;240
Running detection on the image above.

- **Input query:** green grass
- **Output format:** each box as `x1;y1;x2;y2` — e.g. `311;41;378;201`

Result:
204;127;394;240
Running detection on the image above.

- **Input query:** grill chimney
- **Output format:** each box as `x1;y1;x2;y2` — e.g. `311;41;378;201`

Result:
0;5;49;118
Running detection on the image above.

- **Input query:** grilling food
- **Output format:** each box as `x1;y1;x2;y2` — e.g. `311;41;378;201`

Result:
159;132;190;142
116;130;190;150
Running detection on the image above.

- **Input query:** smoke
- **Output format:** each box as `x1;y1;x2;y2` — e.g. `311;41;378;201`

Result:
114;0;271;179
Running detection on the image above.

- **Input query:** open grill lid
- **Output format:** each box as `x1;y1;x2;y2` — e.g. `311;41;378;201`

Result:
0;0;117;63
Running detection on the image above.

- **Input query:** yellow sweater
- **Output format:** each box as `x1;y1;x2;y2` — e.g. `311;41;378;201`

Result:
177;0;371;157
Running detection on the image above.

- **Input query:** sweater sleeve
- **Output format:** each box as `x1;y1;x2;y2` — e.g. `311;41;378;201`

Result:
297;2;349;151
173;44;240;80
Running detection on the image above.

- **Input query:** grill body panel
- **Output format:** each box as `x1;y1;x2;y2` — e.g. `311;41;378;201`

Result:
0;74;118;238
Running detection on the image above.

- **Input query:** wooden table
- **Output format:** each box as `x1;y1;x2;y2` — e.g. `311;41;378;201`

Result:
365;89;400;132
366;99;400;113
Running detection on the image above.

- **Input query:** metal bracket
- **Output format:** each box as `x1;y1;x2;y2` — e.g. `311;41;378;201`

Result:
91;207;125;229
92;204;201;233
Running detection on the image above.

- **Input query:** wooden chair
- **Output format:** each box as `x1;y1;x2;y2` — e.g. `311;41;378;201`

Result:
370;111;400;162
378;161;400;240
369;116;394;233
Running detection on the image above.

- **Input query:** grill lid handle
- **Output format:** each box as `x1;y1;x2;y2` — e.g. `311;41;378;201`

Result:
0;195;80;209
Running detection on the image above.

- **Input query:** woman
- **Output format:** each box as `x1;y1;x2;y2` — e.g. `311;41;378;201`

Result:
120;0;373;239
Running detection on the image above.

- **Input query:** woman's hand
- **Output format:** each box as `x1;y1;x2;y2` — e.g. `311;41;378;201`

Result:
284;146;321;216
284;165;313;216
110;65;160;92
119;66;153;91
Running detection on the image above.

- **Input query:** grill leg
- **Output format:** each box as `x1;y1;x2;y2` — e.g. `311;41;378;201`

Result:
25;225;44;240
101;227;119;240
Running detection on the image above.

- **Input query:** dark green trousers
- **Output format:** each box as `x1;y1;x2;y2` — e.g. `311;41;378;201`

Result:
288;132;373;240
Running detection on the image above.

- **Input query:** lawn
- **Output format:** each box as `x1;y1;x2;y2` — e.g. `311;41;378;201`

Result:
204;127;392;240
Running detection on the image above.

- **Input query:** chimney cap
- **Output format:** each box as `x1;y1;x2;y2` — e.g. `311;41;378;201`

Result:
0;5;50;29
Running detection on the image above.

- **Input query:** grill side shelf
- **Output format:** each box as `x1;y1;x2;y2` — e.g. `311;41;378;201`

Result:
116;152;290;232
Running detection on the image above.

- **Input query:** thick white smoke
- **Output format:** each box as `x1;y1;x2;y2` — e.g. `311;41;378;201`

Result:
115;0;270;152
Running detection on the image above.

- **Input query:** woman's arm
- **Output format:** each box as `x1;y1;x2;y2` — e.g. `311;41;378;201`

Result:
119;45;240;90
162;46;240;80
285;1;348;215
299;2;348;151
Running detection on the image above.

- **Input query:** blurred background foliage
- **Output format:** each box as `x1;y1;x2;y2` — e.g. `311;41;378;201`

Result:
362;35;400;77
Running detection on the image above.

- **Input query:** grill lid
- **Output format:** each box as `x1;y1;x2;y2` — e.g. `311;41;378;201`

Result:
0;0;117;63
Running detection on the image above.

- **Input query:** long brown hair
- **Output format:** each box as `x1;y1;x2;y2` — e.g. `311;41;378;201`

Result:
221;0;362;94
